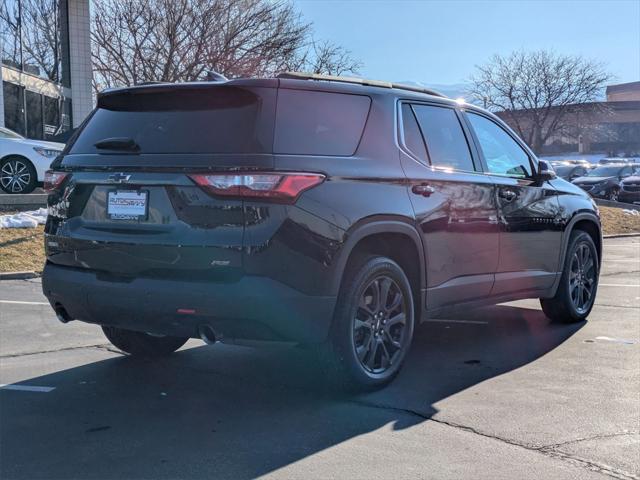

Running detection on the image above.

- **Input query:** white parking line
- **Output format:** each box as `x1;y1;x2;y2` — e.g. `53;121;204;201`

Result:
600;284;640;287
424;319;488;325
0;384;55;393
0;300;49;306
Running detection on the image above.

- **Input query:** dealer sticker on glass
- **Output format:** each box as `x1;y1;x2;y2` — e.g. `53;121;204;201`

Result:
107;190;148;220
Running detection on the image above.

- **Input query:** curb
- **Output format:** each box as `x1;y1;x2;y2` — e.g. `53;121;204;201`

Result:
0;271;40;280
603;233;640;239
0;193;47;209
595;199;640;211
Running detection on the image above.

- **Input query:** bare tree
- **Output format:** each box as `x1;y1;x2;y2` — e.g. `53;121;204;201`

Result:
91;0;361;92
468;50;611;153
288;40;363;76
0;0;21;66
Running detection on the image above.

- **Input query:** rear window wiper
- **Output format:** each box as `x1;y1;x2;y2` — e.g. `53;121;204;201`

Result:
94;137;140;152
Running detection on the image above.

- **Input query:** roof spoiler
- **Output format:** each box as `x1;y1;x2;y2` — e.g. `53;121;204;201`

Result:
277;71;446;98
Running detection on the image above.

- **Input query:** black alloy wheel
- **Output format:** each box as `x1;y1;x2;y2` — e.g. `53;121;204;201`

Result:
540;230;599;323
353;275;408;374
568;242;597;315
320;256;415;390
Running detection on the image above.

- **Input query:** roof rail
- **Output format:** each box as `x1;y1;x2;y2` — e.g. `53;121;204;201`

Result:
135;81;165;86
276;71;446;98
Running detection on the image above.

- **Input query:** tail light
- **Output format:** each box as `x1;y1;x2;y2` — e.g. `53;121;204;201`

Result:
189;172;325;204
43;170;69;192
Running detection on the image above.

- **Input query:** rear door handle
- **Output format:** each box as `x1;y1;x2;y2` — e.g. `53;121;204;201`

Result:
499;189;517;202
411;184;435;197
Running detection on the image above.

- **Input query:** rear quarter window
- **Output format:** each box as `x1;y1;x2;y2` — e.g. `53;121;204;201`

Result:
274;89;371;156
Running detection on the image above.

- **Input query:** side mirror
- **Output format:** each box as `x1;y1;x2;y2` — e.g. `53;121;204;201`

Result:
537;160;557;182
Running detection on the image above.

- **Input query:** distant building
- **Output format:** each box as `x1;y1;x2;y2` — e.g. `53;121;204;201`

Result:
496;81;640;156
0;0;92;141
606;81;640;102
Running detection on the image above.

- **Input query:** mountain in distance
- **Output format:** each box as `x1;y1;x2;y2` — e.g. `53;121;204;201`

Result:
395;81;608;103
396;81;472;101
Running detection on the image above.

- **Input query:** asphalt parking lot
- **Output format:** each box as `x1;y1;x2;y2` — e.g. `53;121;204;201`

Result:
0;237;638;480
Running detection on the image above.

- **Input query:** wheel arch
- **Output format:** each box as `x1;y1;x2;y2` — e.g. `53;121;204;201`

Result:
548;211;602;297
331;219;426;305
0;153;34;164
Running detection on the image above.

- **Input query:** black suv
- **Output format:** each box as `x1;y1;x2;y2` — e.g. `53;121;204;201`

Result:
572;164;640;201
42;73;602;389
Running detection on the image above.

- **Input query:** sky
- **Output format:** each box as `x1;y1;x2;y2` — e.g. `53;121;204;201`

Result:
293;0;640;88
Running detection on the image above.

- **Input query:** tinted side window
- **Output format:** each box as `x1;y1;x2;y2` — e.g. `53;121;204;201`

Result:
621;167;632;177
274;90;371;156
467;112;532;178
411;105;476;172
401;103;428;163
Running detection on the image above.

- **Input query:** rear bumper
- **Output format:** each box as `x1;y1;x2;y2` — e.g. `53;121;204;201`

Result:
618;190;640;204
42;263;336;343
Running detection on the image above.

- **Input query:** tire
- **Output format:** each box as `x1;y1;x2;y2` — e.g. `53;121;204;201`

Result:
102;326;188;357
608;188;620;202
540;230;599;323
0;156;37;194
319;256;415;391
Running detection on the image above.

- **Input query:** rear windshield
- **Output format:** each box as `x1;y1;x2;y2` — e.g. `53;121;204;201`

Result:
69;86;276;154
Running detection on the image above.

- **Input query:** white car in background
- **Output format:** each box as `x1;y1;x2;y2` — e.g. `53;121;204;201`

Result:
0;126;64;194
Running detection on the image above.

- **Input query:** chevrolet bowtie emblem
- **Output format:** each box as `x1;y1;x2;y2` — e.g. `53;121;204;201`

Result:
108;173;131;183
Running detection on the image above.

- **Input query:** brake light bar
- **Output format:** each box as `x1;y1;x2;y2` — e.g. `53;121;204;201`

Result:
189;172;325;203
43;170;69;192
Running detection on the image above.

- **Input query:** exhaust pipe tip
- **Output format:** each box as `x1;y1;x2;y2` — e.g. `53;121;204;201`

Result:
198;325;218;345
53;303;72;323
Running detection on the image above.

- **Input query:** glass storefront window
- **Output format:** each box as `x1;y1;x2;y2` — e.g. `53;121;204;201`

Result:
43;95;60;137
1;0;73;140
25;89;43;139
0;0;69;85
3;80;71;140
0;1;21;70
3;81;25;135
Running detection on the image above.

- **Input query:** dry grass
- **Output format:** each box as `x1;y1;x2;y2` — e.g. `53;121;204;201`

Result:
0;225;45;273
599;206;640;235
0;206;638;273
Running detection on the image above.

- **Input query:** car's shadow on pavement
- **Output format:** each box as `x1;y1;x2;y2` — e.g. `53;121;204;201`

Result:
0;304;584;479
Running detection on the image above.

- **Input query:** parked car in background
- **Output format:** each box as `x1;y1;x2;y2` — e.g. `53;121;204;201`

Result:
553;163;591;182
561;159;593;168
572;164;640;201
42;74;602;389
598;157;640;165
0;126;64;193
619;175;640;204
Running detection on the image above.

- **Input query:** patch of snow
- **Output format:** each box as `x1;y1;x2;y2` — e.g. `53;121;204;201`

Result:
539;154;605;165
0;208;48;228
